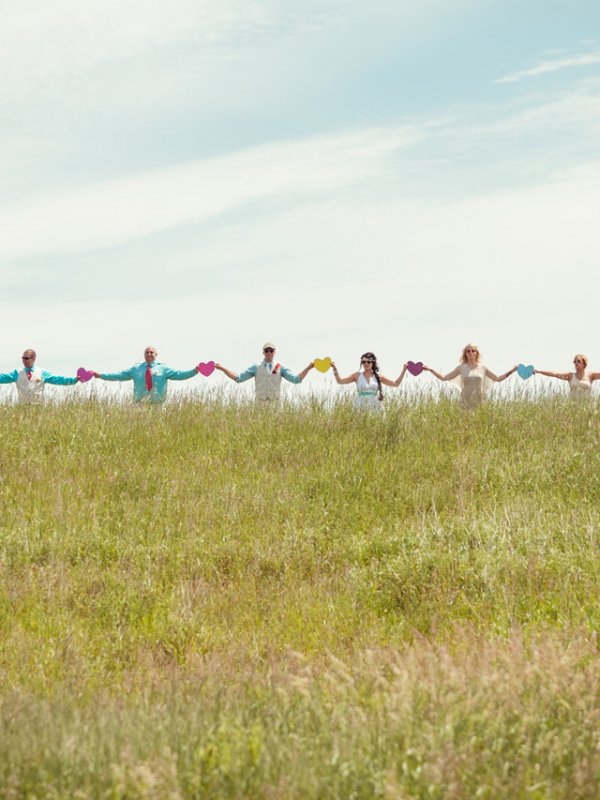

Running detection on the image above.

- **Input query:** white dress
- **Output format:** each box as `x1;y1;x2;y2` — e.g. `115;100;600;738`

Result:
569;373;592;398
355;372;382;411
451;363;491;408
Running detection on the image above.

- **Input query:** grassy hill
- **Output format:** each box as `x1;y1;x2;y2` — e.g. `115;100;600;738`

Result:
1;396;599;798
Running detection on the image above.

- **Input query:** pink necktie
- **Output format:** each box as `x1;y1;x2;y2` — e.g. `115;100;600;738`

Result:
145;366;153;391
27;369;32;381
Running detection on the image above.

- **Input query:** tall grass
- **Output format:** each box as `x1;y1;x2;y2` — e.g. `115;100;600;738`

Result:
1;394;599;797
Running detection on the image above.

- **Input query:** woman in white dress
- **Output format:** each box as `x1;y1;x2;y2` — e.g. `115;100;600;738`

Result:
535;354;600;398
331;352;407;411
423;343;516;409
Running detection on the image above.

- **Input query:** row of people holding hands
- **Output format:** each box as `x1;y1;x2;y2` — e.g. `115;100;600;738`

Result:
1;342;598;407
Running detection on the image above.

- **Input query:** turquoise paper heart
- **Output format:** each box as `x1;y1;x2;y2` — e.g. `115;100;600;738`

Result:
517;364;534;380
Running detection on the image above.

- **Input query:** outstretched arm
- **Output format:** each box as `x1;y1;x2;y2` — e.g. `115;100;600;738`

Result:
331;362;358;385
485;365;517;383
534;369;570;381
423;365;461;382
588;372;600;382
279;364;311;384
215;363;239;382
93;369;133;382
163;366;199;381
380;364;408;388
296;362;314;382
0;370;18;384
41;370;78;386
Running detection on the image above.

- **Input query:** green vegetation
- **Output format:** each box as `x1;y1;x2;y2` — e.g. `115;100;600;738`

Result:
1;396;599;798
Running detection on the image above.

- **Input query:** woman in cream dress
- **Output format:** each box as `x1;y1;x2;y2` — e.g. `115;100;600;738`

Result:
423;343;517;408
535;354;600;398
331;352;407;411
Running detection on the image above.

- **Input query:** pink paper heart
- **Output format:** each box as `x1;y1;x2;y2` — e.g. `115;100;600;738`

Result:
407;361;424;376
77;367;94;383
197;361;216;377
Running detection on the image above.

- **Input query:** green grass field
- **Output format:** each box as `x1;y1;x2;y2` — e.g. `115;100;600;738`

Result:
1;395;599;798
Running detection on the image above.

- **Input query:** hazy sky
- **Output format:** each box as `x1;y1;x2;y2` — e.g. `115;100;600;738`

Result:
2;0;599;400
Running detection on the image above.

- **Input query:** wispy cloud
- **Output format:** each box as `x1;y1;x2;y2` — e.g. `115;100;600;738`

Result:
496;51;600;83
0;0;340;100
0;127;418;261
4;72;600;265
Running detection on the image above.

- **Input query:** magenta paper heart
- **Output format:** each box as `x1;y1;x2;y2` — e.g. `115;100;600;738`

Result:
407;361;424;376
197;361;216;377
77;367;94;383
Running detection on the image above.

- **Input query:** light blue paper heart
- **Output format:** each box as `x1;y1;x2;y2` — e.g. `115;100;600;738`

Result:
517;364;535;380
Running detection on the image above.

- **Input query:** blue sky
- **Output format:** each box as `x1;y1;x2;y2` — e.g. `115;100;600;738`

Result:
1;0;600;400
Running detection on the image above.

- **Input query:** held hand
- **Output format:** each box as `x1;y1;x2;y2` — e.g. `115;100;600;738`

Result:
215;363;222;371
92;371;100;378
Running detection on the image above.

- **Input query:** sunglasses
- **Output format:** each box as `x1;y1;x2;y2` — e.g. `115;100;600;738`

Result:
361;359;373;364
263;348;275;353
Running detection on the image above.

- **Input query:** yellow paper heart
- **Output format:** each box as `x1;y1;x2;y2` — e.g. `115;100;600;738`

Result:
314;357;332;373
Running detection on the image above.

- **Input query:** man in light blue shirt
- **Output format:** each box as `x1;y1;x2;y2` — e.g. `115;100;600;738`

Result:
0;349;79;404
93;345;200;403
216;342;314;402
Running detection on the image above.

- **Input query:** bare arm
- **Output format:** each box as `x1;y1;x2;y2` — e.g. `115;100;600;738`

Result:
485;365;517;383
215;363;238;382
380;364;408;388
296;362;315;381
588;372;600;382
534;369;570;381
331;362;358;385
423;365;461;382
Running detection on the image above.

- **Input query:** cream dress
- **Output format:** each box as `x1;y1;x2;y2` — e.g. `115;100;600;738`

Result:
569;373;592;398
355;372;383;411
451;363;492;408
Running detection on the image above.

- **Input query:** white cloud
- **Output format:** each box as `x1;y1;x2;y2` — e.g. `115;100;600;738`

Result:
0;0;450;100
0;1;312;98
4;74;599;267
0;126;419;261
2;157;599;391
497;52;600;84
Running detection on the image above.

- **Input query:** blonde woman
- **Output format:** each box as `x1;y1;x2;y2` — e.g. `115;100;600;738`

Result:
423;343;517;408
535;354;600;398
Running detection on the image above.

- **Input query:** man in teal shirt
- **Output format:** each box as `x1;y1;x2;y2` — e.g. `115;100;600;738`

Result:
93;346;200;403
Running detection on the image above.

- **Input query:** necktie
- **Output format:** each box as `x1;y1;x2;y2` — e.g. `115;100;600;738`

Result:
145;366;153;391
27;369;32;381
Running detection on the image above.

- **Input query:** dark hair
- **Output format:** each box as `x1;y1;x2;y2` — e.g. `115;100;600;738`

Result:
360;351;383;401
